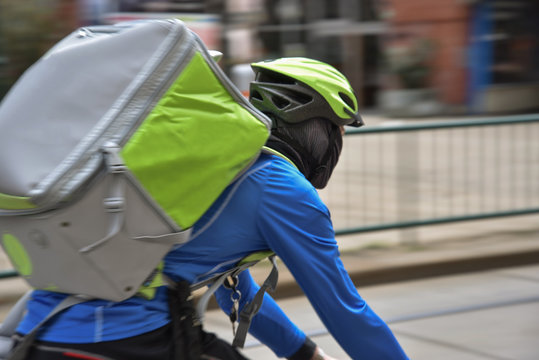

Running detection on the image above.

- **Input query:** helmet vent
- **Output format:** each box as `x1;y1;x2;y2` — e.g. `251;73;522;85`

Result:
339;92;355;111
258;71;295;85
250;90;263;101
272;95;290;109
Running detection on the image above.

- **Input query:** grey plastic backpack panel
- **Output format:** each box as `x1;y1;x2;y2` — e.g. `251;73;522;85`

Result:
0;171;190;301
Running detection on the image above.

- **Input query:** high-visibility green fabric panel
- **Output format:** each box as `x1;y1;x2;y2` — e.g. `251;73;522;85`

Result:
121;52;268;229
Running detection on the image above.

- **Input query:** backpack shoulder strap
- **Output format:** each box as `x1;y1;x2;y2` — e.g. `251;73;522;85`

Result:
193;251;278;349
232;255;278;348
0;291;32;339
261;146;298;169
6;295;91;360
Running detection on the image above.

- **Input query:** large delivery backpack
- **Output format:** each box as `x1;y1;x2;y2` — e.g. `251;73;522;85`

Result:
0;18;275;358
0;19;271;302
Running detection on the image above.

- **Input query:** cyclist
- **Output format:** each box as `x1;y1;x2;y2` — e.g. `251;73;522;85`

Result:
209;57;409;359
14;57;409;359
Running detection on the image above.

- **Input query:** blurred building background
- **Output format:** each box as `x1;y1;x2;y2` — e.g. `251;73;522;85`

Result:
0;6;538;356
1;0;538;116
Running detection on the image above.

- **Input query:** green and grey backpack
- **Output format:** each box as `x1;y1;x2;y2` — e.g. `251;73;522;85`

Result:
0;19;271;302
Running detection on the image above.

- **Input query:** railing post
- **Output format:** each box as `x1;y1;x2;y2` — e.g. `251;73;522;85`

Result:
397;131;420;245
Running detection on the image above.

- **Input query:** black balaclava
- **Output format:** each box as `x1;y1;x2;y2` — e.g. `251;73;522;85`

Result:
265;117;343;189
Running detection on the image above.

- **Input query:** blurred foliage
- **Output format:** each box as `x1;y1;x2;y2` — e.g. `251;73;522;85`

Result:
0;0;73;99
384;37;435;89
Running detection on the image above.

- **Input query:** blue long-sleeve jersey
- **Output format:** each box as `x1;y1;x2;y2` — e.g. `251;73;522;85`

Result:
17;153;408;359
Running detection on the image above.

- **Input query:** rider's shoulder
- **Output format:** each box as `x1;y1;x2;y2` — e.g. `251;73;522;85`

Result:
253;153;305;182
251;153;316;197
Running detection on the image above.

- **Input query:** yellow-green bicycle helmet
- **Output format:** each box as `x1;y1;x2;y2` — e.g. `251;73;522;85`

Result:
249;57;364;127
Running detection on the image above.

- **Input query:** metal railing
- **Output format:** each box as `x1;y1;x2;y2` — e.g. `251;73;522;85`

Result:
2;114;539;278
320;113;539;237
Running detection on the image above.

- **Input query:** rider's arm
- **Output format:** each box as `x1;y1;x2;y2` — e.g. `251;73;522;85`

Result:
255;166;409;359
214;270;317;359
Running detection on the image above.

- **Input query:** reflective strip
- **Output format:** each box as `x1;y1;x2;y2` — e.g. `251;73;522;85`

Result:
0;193;36;210
1;233;32;277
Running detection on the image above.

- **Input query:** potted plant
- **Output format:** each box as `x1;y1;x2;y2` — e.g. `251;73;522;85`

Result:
379;37;442;117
